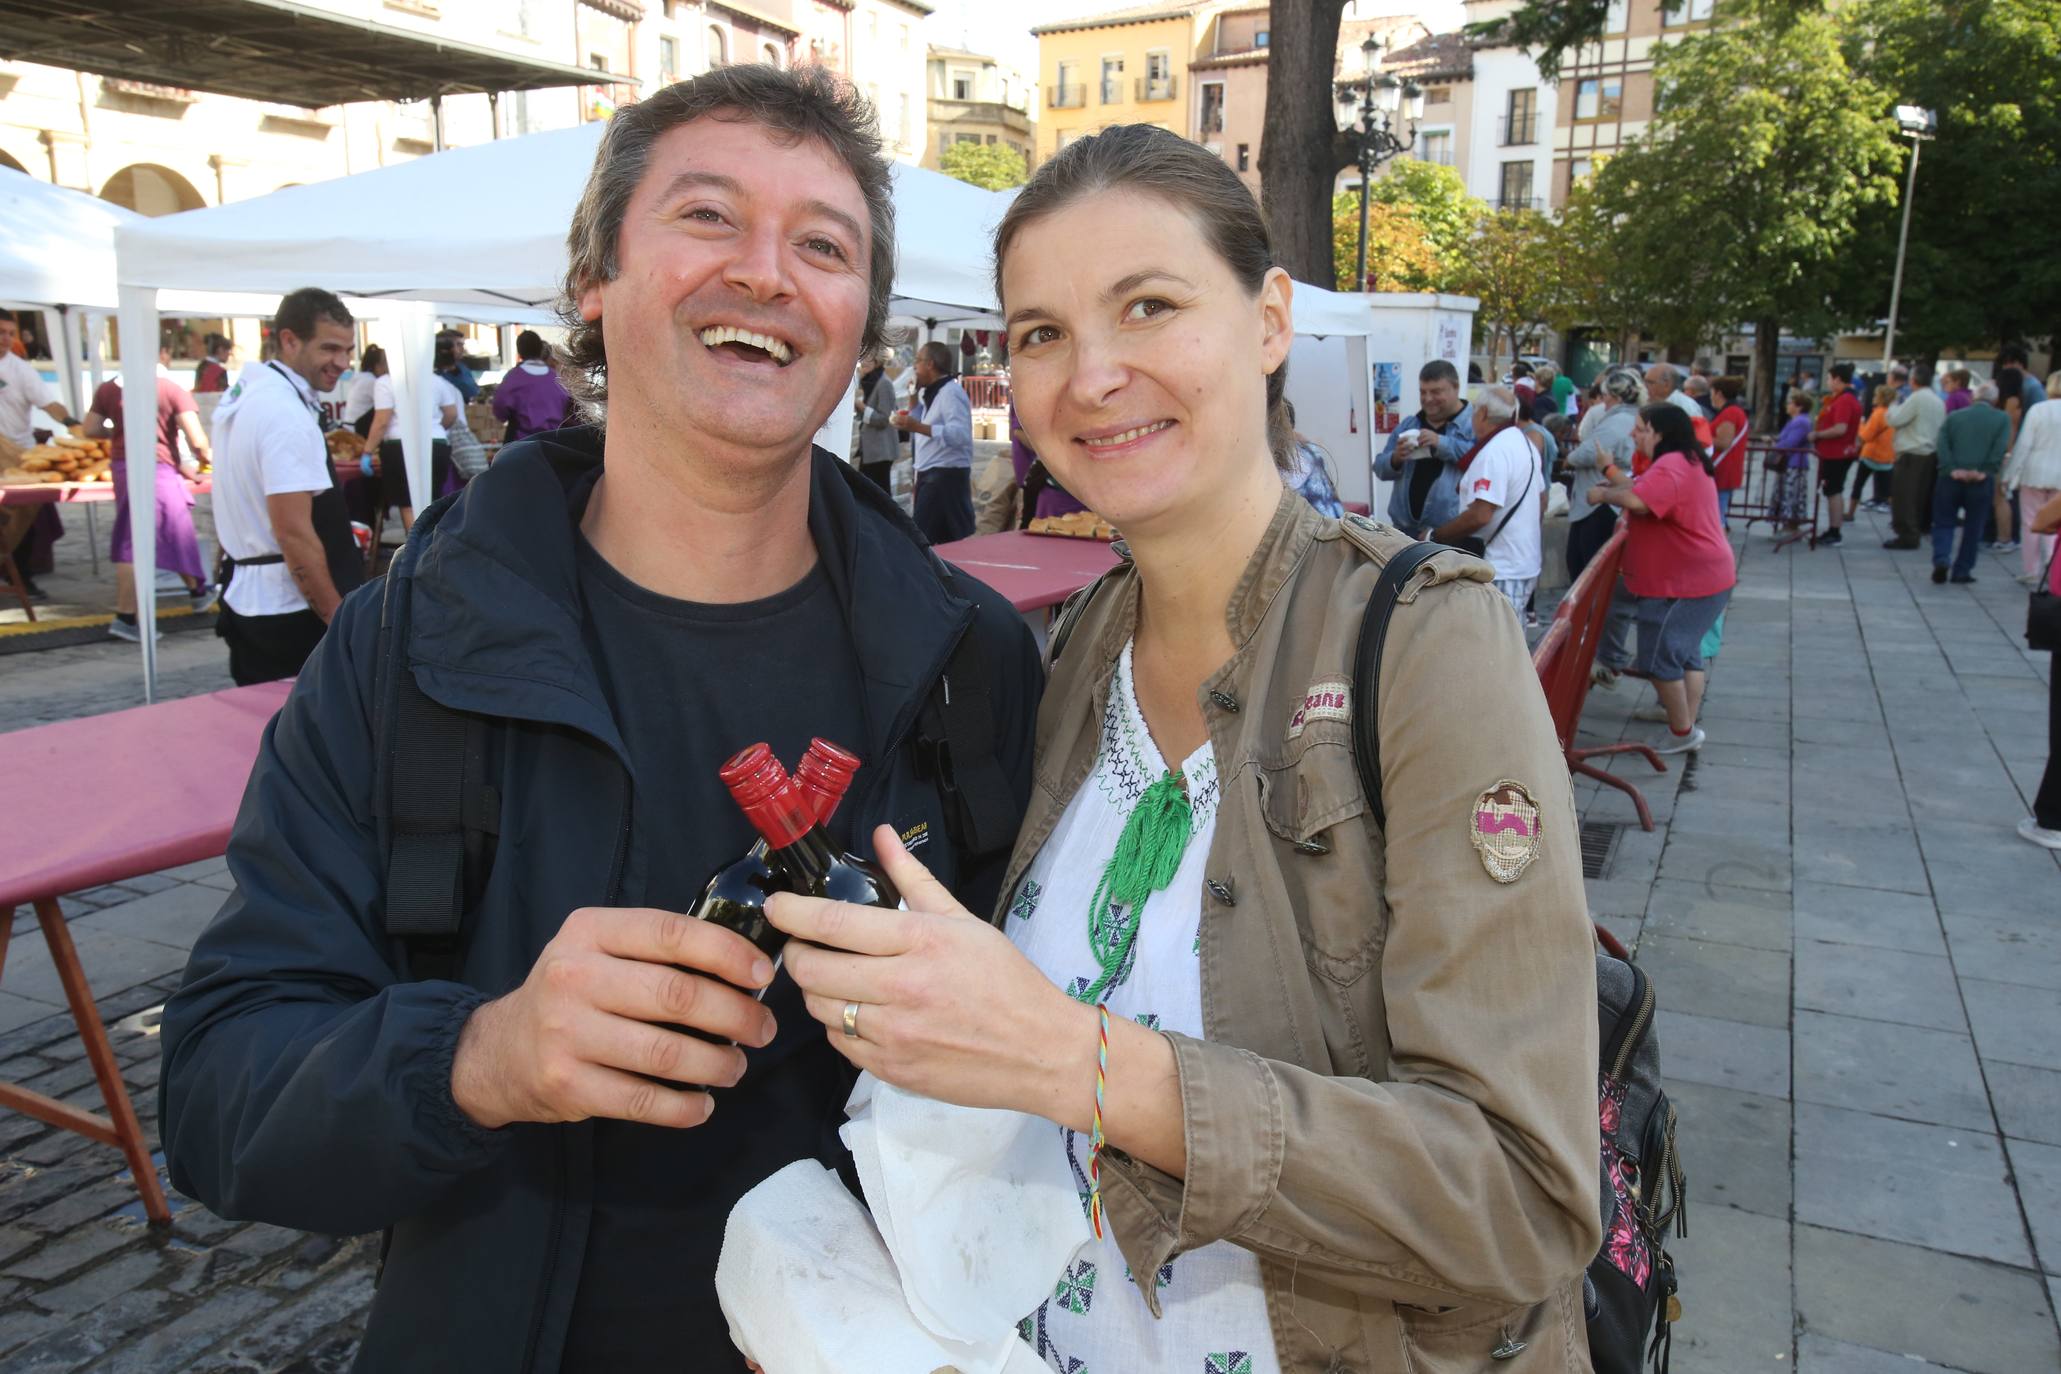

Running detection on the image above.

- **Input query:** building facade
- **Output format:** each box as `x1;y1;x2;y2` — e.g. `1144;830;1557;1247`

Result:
1031;4;1200;163
1550;0;1710;207
1457;0;1557;211
923;45;1035;174
1188;5;1272;194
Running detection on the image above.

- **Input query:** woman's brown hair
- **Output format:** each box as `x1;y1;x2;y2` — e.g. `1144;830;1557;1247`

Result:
992;123;1294;470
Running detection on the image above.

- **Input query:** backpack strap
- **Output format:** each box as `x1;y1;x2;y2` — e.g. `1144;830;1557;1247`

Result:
1046;557;1127;667
1349;541;1444;832
912;627;1018;857
373;499;499;983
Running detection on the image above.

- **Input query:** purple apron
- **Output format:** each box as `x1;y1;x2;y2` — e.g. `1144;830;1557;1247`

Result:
109;459;205;580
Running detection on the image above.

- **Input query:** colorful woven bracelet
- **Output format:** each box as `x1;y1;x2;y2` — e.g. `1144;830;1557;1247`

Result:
1089;1002;1111;1240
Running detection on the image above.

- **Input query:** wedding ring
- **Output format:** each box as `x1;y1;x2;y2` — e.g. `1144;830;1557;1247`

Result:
842;1001;863;1040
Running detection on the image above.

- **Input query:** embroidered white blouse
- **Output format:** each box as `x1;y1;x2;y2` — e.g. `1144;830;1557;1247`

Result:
1007;641;1280;1374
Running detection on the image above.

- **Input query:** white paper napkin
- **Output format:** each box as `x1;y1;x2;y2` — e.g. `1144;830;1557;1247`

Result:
718;1073;1089;1373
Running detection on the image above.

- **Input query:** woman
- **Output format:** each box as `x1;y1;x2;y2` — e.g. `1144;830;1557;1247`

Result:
1709;375;1749;524
83;346;215;641
1588;404;1736;754
1561;364;1644;581
1011;397;1089;525
361;342;460;532
2002;376;2061;587
1282;400;1345;518
1772;391;1814;534
2022;489;2061;850
764;124;1600;1373
852;348;900;494
1943;366;1974;414
1854;384;1896;512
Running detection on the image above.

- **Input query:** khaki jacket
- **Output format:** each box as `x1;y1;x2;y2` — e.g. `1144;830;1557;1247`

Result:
991;492;1601;1372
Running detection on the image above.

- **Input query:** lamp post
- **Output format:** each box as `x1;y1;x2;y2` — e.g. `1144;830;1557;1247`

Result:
1881;104;1936;369
1337;35;1423;292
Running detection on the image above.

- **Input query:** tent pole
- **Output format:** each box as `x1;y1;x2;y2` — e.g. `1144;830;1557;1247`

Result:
117;286;161;703
431;94;445;153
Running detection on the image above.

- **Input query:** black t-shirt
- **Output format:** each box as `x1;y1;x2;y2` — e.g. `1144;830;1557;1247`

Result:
560;532;870;1373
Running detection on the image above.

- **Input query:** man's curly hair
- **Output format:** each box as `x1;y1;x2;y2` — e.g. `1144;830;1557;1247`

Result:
557;64;896;421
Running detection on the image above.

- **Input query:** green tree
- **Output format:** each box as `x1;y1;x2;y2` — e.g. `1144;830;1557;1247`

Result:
1844;0;2061;355
1547;180;1653;357
1451;209;1561;374
939;140;1027;191
1331;193;1440;292
1572;11;1901;422
1364;160;1485;290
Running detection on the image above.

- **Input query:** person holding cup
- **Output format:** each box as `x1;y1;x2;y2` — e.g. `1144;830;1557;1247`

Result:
1373;358;1475;537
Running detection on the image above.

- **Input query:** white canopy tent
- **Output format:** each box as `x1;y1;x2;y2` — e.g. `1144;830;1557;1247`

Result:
111;122;1013;698
0;169;294;415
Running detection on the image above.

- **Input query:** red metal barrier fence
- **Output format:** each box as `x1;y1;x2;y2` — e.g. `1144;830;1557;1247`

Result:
963;374;1011;411
1726;441;1820;549
1532;523;1667;830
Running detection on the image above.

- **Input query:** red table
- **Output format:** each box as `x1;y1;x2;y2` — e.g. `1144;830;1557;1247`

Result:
934;530;1122;613
0;680;291;1224
1;477;213;621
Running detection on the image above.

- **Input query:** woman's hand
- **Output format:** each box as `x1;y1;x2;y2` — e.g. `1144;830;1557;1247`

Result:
764;826;1096;1125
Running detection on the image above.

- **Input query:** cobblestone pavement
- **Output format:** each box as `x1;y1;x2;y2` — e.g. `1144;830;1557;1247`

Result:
0;504;2055;1371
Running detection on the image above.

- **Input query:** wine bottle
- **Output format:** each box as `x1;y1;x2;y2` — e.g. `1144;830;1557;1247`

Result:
721;744;901;910
687;740;863;978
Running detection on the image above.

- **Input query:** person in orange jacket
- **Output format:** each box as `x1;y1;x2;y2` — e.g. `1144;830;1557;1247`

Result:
1853;382;1898;511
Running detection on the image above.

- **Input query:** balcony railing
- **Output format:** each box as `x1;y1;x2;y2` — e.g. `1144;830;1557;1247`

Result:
1498;114;1538;146
1496;195;1543;212
1416;147;1455;166
1135;75;1178;102
1100;79;1123;104
1049;84;1086;109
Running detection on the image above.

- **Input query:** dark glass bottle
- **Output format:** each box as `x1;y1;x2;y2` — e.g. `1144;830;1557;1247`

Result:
721;744;901;911
688;740;863;983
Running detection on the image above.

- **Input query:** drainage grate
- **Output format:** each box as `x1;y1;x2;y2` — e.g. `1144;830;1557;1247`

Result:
1579;820;1627;879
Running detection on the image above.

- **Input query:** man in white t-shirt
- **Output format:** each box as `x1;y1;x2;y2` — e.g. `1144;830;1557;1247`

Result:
1431;384;1542;618
1;309;78;596
0;311;72;449
211;287;363;684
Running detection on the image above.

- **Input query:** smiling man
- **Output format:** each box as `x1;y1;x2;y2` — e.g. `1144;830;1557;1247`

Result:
159;67;1039;1372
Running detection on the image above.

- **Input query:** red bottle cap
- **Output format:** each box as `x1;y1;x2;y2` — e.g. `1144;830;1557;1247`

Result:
719;743;815;849
795;738;861;825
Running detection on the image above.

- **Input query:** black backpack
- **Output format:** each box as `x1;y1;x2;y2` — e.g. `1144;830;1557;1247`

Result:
368;494;1022;982
1351;542;1684;1374
1049;535;1685;1371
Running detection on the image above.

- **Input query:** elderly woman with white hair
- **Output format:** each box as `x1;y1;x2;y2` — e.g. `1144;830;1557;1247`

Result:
1562;365;1647;581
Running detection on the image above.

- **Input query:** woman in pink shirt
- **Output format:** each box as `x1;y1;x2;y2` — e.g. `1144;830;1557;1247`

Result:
1589;403;1738;754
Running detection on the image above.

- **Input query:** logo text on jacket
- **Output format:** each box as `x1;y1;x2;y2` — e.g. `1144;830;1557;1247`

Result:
1286;680;1352;739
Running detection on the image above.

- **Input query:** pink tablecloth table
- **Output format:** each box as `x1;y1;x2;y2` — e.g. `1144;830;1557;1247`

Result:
934;530;1122;613
0;680;291;1224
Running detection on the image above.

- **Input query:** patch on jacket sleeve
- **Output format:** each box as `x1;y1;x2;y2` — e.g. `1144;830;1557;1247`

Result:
1470;780;1542;883
1286;680;1352;739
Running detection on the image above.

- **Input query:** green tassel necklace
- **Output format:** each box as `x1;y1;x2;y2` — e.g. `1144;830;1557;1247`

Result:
1072;769;1194;1005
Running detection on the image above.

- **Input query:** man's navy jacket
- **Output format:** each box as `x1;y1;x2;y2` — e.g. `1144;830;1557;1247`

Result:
160;429;1042;1371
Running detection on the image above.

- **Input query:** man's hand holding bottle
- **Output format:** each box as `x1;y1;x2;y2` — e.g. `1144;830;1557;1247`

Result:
450;910;778;1131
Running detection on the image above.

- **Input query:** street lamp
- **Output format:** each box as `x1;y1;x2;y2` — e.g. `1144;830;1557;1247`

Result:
1336;34;1423;292
1881;104;1936;369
